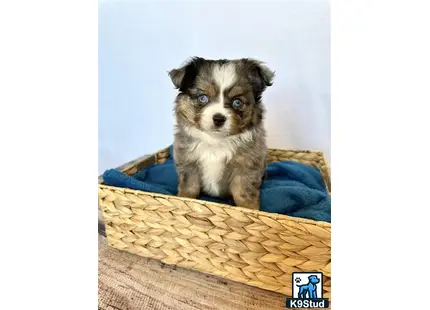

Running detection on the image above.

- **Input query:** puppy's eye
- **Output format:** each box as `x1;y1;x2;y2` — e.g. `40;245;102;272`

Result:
197;94;209;105
232;99;242;109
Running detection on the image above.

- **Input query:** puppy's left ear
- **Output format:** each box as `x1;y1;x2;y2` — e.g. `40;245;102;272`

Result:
243;59;275;88
254;60;275;87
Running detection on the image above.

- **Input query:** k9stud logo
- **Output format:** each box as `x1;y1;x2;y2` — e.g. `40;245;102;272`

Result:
286;272;329;308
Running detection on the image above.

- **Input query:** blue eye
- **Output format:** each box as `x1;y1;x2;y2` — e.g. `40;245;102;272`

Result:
232;99;242;109
197;94;209;104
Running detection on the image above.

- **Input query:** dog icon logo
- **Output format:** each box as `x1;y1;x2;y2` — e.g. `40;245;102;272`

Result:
286;272;329;308
296;274;320;298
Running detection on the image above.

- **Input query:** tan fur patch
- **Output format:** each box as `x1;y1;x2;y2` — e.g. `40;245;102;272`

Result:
198;82;219;98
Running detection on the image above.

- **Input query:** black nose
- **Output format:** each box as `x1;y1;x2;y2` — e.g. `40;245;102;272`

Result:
212;113;226;127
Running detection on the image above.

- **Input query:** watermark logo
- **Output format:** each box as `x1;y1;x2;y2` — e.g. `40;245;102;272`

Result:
286;272;329;308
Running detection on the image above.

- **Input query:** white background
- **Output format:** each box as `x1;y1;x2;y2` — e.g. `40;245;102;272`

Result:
98;0;330;174
1;0;430;309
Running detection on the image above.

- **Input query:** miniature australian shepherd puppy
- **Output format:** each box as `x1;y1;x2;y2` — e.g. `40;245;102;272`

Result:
168;57;274;210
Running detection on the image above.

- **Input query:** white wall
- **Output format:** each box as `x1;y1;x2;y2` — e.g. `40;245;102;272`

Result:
99;0;330;174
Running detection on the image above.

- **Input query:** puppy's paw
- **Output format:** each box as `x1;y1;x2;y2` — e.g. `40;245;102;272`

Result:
177;187;200;199
235;199;260;210
237;199;260;210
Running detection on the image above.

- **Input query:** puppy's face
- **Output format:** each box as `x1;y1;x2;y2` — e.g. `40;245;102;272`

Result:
169;58;274;136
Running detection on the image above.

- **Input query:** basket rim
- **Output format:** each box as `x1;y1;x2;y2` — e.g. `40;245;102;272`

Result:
98;183;331;228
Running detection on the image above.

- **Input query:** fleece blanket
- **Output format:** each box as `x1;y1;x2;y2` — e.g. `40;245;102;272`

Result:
102;146;331;222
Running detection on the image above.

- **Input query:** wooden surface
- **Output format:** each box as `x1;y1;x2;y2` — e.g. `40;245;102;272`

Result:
98;235;290;310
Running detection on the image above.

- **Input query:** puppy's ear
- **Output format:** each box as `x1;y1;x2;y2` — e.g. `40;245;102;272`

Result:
168;68;186;89
168;57;205;90
241;59;275;101
244;59;275;88
257;62;275;87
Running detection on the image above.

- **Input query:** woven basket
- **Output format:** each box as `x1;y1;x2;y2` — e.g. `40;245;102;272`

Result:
98;146;331;299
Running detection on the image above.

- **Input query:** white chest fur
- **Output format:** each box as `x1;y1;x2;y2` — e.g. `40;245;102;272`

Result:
193;141;233;196
184;126;254;197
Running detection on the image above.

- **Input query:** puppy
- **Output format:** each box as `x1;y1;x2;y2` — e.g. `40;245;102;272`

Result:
168;57;274;210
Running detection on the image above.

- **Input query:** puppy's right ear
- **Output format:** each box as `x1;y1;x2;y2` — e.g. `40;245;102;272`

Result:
168;67;186;89
168;57;204;90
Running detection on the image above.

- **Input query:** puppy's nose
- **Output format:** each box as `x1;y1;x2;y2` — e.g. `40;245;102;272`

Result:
212;113;226;127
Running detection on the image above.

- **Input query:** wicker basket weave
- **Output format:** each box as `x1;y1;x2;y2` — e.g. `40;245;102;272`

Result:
98;147;331;299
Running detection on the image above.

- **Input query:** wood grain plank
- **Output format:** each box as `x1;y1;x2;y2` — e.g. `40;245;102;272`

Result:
98;236;289;310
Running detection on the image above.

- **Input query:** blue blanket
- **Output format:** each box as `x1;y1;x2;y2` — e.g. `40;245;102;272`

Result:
103;146;331;222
